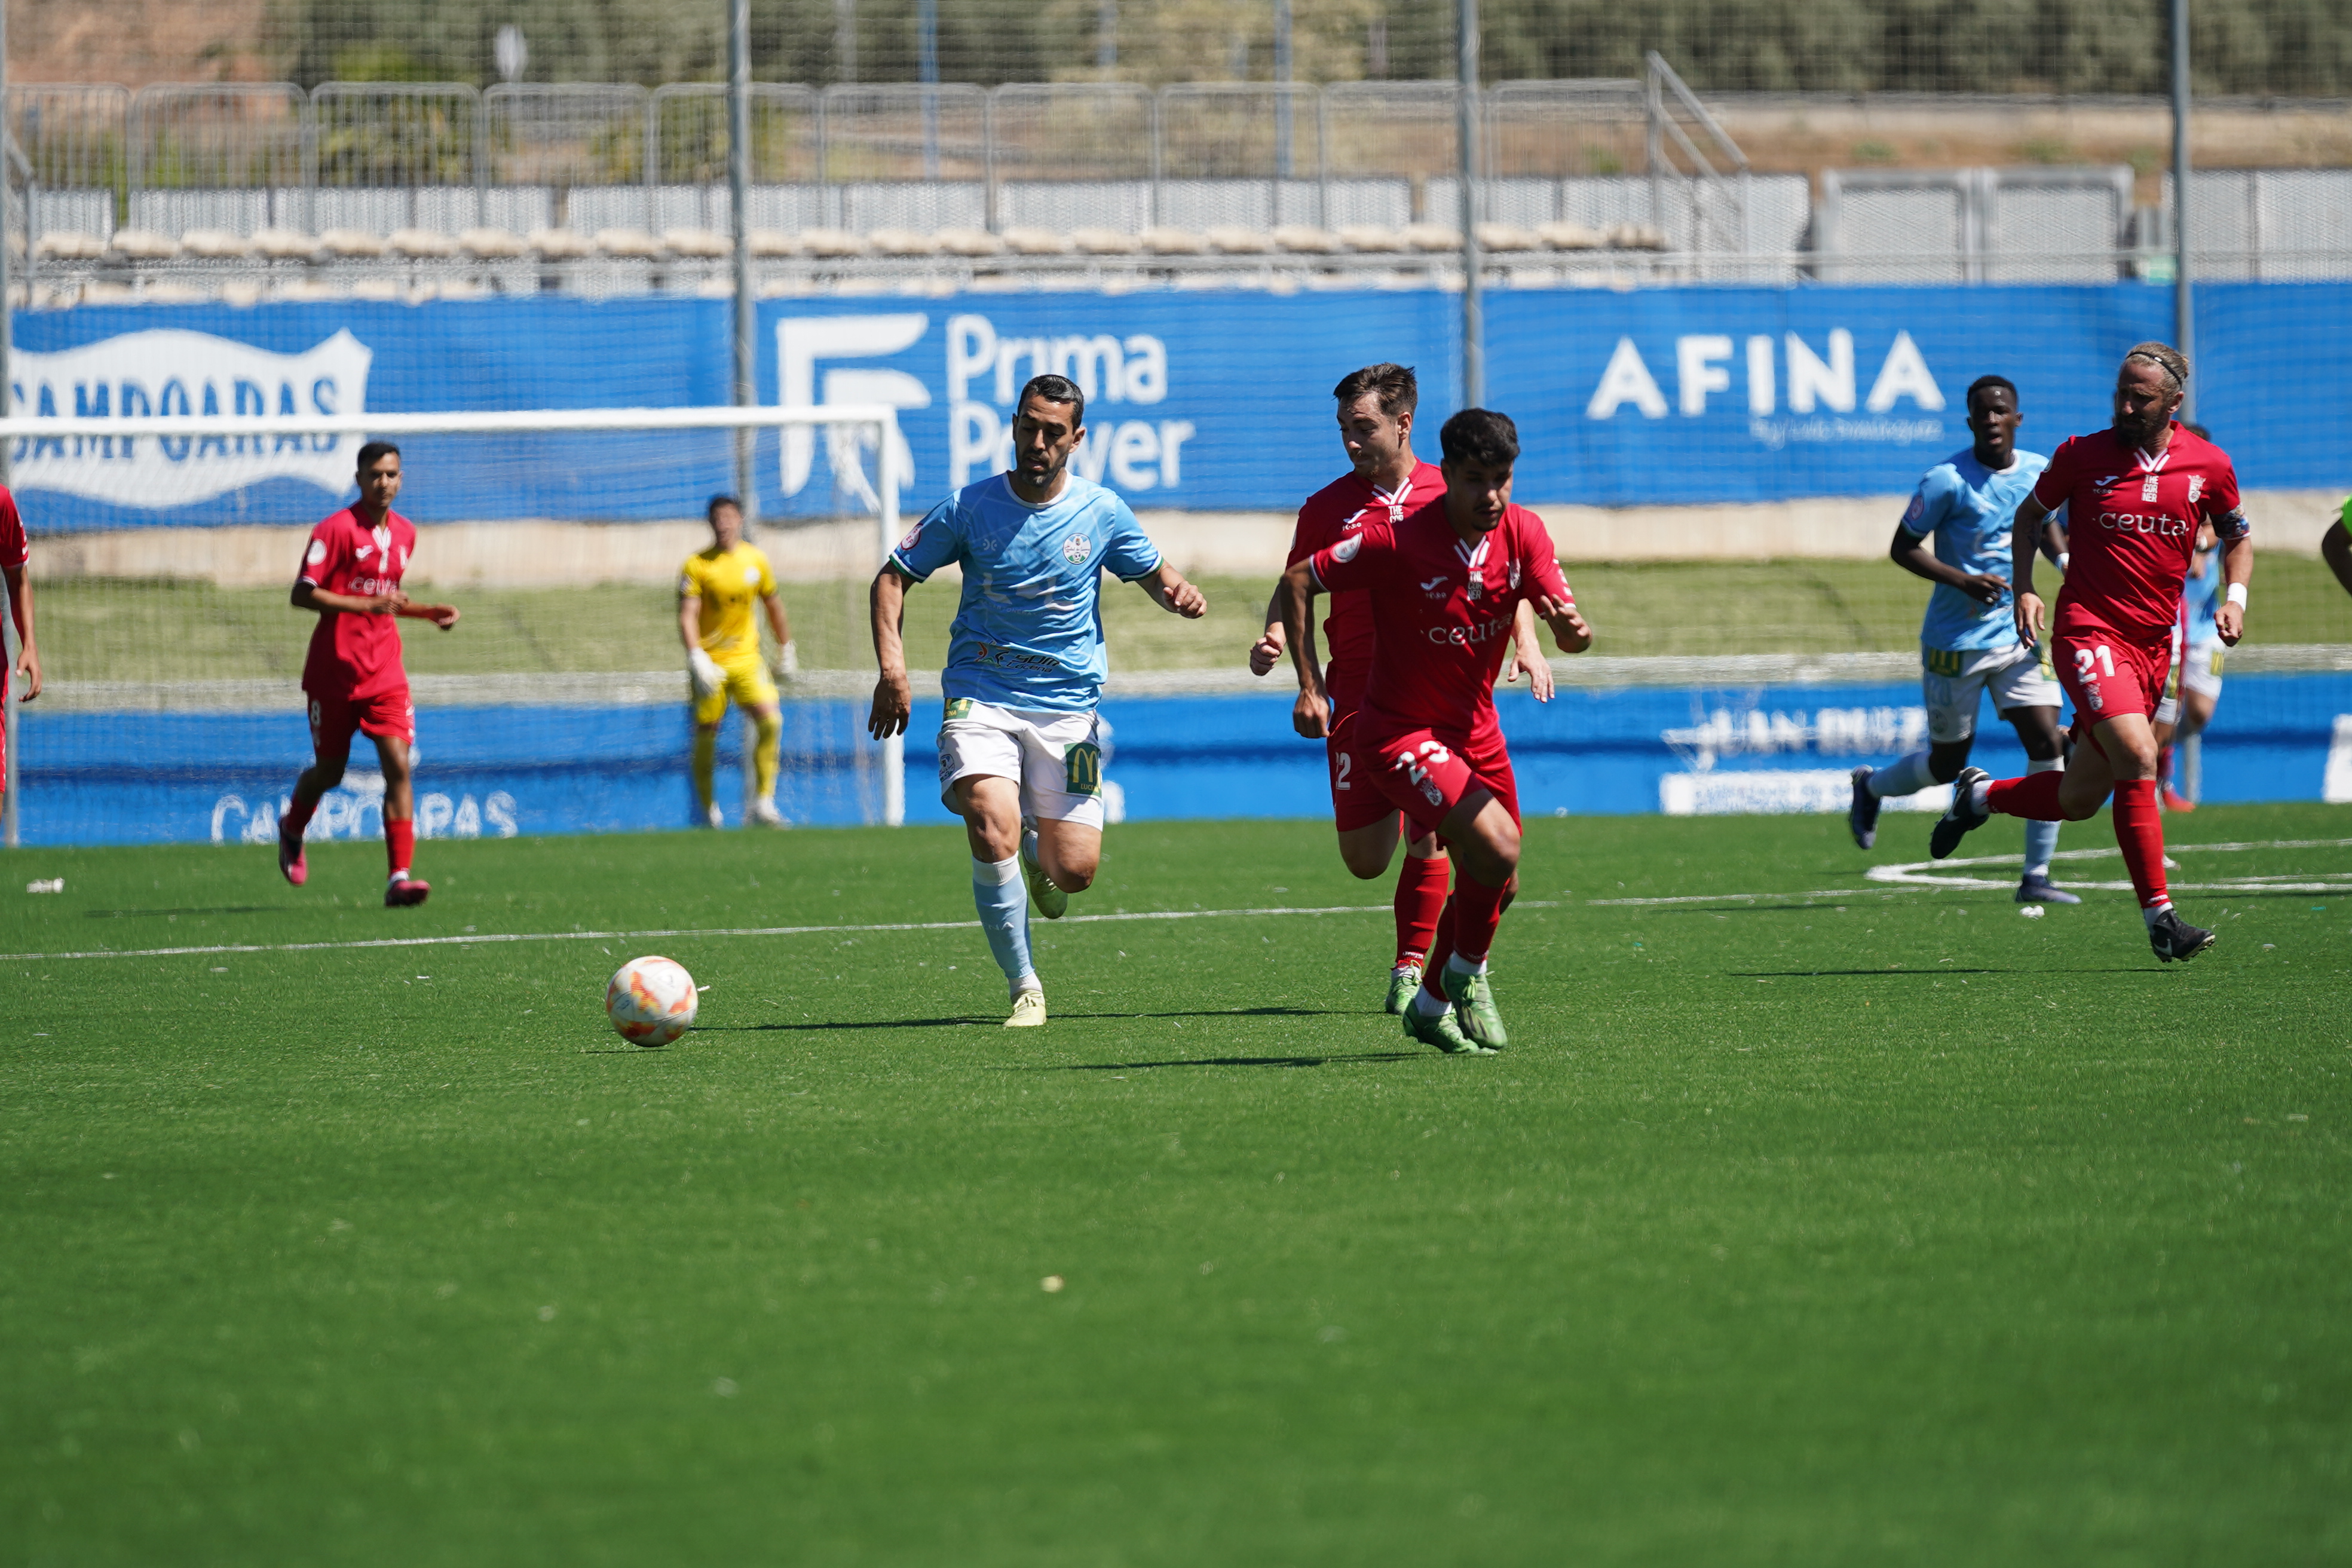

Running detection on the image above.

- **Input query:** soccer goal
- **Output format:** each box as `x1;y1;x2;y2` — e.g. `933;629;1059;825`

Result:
0;402;911;848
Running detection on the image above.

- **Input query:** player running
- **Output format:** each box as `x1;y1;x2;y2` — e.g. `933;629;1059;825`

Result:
1;482;41;808
1250;363;1554;1013
276;442;461;906
679;494;794;828
1278;408;1591;1055
868;373;1207;1027
1928;343;2250;963
1848;375;2078;904
2152;516;2225;810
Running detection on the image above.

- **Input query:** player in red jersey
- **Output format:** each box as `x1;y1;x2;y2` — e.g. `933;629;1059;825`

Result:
1278;408;1591;1054
275;442;461;906
1249;364;1552;1014
1928;343;2250;962
0;485;42;807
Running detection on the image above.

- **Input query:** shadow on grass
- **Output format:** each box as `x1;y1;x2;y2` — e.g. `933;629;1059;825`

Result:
699;1018;981;1032
85;906;293;918
1729;967;2008;977
1053;1051;1425;1071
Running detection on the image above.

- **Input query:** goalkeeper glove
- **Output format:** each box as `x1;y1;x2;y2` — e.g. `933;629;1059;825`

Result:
688;647;724;699
776;639;800;676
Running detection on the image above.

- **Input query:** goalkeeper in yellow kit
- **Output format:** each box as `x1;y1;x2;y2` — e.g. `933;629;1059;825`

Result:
679;495;795;827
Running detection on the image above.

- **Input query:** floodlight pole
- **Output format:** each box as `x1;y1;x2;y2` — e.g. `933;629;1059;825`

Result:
2170;0;2195;419
1457;0;1483;408
728;0;758;526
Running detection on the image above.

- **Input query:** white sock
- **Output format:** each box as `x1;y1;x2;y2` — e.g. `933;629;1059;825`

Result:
1869;750;1937;798
1968;777;1992;814
970;855;1037;995
1444;950;1489;976
2022;757;2063;878
2142;900;2173;928
1410;985;1450;1018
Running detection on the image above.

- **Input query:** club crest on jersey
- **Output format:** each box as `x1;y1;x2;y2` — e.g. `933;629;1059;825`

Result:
897;523;924;553
1061;534;1092;565
2187;475;2205;504
1333;535;1363;564
1508;559;1522;590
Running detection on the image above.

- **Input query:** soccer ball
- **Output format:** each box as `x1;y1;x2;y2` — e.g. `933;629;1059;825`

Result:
605;956;699;1046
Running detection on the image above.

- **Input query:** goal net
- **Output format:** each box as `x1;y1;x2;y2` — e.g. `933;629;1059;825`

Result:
0;403;912;848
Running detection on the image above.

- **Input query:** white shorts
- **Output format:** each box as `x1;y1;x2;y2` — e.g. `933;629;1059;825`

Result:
936;698;1107;831
2155;640;2224;725
1922;642;2061;743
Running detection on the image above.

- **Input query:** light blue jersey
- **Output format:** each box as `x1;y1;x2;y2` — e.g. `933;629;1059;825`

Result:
2182;547;2222;645
1898;446;2051;653
890;472;1163;713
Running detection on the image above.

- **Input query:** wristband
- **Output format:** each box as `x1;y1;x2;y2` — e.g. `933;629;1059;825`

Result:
2057;552;2070;571
2226;581;2247;608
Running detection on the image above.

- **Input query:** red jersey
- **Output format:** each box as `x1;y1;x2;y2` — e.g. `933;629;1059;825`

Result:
0;487;26;572
1287;461;1447;676
298;506;416;700
2031;422;2247;642
1310;498;1571;737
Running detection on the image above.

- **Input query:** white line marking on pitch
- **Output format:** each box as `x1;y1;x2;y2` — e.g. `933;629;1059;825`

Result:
0;900;1561;964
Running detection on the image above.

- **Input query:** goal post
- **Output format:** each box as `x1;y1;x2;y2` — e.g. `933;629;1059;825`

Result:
0;402;912;846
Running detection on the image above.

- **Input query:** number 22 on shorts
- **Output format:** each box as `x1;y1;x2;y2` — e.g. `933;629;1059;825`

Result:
2074;644;2116;679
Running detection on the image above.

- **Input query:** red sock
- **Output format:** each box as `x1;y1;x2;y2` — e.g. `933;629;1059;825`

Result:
281;792;318;838
1422;875;1509;1000
1393;853;1450;967
2110;779;2169;909
386;817;415;879
1986;770;2069;821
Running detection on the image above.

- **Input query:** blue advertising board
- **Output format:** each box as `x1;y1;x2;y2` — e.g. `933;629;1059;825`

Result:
11;281;2350;531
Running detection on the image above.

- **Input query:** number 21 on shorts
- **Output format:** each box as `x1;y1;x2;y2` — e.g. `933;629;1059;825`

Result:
2074;644;2116;679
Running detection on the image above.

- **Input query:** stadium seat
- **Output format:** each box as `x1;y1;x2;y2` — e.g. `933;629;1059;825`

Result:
180;229;255;259
1608;222;1670;250
593;228;663;259
1537;220;1607;250
81;280;136;303
747;229;802;257
1002;227;1076;255
662;228;731;258
321;229;387;258
349;278;405;301
1402;223;1463;252
868;227;941;256
1071;227;1143;255
1272;225;1342;253
458;227;529;259
271;278;347;301
107;228;179;261
253;228;324;260
527;228;595;260
389;228;458;258
1204;225;1274;254
140;280;209;303
34;230;108;261
799;228;870;258
935;226;1008;257
1141;226;1207;255
1474;222;1542;252
1336;223;1404;252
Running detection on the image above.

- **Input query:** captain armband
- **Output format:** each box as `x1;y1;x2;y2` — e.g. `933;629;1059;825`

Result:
2214;506;2251;541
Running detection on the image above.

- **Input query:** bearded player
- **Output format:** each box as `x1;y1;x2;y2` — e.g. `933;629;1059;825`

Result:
1250;363;1554;1013
869;374;1208;1028
277;442;462;905
1279;408;1591;1055
1928;343;2250;962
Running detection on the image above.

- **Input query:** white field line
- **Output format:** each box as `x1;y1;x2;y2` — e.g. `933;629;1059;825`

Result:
0;900;1560;964
1590;838;2352;905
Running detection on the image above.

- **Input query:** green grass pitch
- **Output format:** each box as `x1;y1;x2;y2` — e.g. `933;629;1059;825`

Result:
5;807;2350;1564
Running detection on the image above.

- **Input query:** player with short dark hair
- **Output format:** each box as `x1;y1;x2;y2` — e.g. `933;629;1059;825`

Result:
2322;503;2352;599
679;494;794;828
277;442;461;906
1278;408;1592;1054
1929;342;2250;962
869;373;1208;1027
1849;374;2078;904
1250;363;1554;1012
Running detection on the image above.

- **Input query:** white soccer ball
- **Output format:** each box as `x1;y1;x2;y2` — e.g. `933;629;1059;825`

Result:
605;956;699;1046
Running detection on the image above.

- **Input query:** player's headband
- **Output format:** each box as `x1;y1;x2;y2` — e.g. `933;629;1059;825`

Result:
2123;350;2185;388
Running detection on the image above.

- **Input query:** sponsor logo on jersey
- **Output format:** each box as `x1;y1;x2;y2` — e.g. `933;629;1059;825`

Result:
1419;574;1450;599
1426;615;1512;647
2141;475;2161;502
2097;510;2190;537
1061;534;1092;565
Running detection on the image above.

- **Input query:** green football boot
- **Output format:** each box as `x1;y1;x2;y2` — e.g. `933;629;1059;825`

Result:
1020;834;1068;920
1385;963;1424;1015
1440;965;1508;1051
1402;998;1494;1056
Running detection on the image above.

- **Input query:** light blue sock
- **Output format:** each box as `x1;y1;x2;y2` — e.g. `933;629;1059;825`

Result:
1869;749;1938;798
972;855;1037;997
2022;757;2063;878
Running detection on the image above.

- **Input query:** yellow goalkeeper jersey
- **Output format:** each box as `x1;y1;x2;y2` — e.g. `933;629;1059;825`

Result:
678;542;778;659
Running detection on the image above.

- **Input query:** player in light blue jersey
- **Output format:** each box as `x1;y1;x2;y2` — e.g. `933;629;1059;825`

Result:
2153;467;2226;810
868;373;1208;1026
1849;375;2080;904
